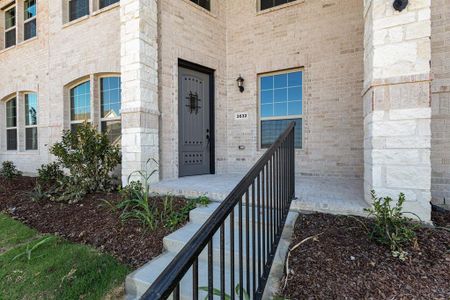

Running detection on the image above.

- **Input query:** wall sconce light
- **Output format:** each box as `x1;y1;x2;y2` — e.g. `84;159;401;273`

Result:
236;75;245;93
393;0;408;12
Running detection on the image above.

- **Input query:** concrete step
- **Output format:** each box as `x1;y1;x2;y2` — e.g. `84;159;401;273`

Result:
127;251;260;300
189;202;291;226
165;211;297;267
126;203;299;300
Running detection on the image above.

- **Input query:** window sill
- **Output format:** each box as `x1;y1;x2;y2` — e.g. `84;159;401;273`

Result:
0;36;38;55
1;150;40;155
181;0;217;18
257;0;305;16
63;15;90;29
92;2;120;16
0;45;16;55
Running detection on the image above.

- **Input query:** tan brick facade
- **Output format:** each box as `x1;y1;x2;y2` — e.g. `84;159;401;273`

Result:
0;0;120;173
0;0;447;219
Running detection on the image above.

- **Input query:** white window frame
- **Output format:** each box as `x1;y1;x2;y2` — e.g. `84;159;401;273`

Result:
97;0;119;10
23;0;37;41
258;68;304;150
257;0;300;12
99;75;121;124
24;92;38;150
5;96;18;151
98;74;121;145
4;4;16;48
67;0;89;22
69;79;92;129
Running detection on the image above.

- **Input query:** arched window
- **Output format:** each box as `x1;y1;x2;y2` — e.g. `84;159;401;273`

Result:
66;74;121;144
6;97;17;150
100;76;121;145
24;92;38;150
70;80;91;132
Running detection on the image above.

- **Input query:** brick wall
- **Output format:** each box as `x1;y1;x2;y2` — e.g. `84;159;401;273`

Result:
0;0;120;174
431;0;450;205
225;0;364;178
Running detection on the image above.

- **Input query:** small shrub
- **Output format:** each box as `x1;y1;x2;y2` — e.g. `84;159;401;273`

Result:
364;190;418;260
119;181;144;201
37;162;64;186
0;161;22;180
117;159;159;230
49;122;121;202
197;195;211;207
29;184;49;202
117;159;210;230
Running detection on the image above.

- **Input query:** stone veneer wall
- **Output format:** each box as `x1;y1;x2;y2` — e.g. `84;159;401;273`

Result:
363;0;432;221
431;0;450;205
120;0;159;184
0;0;120;174
225;0;364;178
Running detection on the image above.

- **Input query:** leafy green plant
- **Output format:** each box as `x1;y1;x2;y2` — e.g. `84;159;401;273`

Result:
199;284;250;300
197;195;211;207
119;181;144;201
117;160;211;230
29;184;49;202
364;190;419;260
0;161;22;180
11;236;54;262
47;122;121;202
37;162;64;186
117;158;159;230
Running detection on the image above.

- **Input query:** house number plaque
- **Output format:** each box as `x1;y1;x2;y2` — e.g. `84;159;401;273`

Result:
235;112;249;120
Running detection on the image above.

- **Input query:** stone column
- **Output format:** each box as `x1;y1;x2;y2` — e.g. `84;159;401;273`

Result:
363;0;432;221
120;0;160;185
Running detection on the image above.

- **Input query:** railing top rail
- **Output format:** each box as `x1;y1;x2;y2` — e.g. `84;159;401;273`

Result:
142;121;295;299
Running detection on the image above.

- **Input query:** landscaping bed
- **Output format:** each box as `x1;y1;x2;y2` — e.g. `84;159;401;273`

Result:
280;213;450;299
0;176;189;269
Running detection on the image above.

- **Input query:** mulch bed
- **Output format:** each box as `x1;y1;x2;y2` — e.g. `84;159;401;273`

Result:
0;176;188;269
280;213;450;299
432;209;450;228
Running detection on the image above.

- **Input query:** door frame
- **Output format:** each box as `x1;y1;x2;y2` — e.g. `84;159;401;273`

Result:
178;59;215;175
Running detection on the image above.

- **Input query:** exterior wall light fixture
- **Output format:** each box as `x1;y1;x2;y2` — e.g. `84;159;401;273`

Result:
237;75;245;93
393;0;408;12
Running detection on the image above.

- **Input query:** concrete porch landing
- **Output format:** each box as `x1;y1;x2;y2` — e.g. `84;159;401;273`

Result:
152;174;369;216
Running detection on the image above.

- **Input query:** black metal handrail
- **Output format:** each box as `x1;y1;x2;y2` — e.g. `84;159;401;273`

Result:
142;122;295;300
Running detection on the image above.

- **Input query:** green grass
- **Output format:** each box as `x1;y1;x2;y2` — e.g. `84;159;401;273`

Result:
0;214;38;251
0;214;129;300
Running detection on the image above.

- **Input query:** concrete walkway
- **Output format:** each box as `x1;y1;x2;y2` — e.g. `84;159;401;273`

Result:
152;174;369;216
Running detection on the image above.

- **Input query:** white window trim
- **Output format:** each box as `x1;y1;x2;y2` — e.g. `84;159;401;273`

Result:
67;0;90;23
258;68;304;150
24;92;38;150
4;4;16;48
98;74;122;145
5;96;18;151
23;0;37;40
98;74;121;124
256;0;304;14
69;79;92;127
